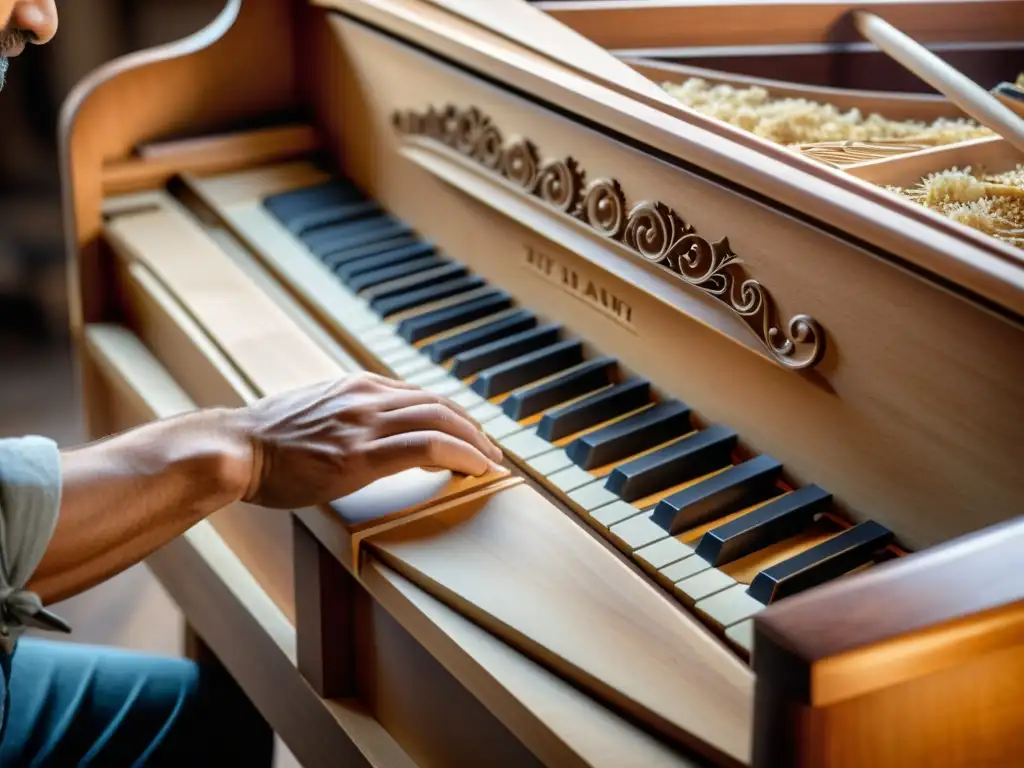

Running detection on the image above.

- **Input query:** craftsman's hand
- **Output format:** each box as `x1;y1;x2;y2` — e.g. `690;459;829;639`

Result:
234;373;504;509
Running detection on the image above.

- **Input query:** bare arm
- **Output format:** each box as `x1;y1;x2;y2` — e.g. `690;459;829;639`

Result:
28;409;250;605
27;373;502;606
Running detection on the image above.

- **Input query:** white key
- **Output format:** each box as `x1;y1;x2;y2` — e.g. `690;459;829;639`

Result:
725;619;755;654
660;555;711;584
695;583;765;627
633;538;694;571
673;568;736;603
468;401;504;423
500;430;555;460
390;355;434;379
341;311;380;335
450;389;485;409
567;481;619;512
359;331;397;350
379;345;421;366
526;449;573;476
608;513;669;551
590;500;642;528
424;377;463;397
359;324;396;344
546;465;597;493
483;415;524;440
406;366;450;387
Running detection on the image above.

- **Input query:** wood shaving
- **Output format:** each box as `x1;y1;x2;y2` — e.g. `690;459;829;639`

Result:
888;165;1024;248
661;77;994;147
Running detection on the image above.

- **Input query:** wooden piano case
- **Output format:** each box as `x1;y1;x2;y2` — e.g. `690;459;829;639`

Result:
60;0;1023;766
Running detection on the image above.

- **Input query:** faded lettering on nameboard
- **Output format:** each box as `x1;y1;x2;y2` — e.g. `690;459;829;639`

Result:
523;245;635;331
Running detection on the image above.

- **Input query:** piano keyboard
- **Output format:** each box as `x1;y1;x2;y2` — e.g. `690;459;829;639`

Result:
258;175;900;657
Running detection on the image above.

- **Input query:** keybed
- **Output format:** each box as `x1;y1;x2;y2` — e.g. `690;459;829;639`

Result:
259;175;900;657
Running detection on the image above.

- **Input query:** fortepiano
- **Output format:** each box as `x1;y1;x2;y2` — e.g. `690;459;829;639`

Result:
59;0;1024;765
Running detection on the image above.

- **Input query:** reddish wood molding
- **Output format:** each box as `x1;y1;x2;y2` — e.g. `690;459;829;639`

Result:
752;516;1024;764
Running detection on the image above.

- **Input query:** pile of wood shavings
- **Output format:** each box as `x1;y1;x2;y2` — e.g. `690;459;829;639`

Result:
661;78;994;146
889;165;1024;248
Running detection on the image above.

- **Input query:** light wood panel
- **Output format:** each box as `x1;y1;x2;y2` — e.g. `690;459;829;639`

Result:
364;482;754;766
353;578;547;768
311;18;1024;550
324;0;1024;320
363;557;703;767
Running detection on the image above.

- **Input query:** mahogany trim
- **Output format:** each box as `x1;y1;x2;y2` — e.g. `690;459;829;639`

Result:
753;515;1024;701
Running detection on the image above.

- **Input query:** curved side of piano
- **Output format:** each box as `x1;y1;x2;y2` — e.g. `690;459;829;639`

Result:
58;1;1024;767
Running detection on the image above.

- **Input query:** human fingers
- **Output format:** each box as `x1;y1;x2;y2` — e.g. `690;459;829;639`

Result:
351;371;420;391
363;431;499;479
373;403;503;463
371;387;484;430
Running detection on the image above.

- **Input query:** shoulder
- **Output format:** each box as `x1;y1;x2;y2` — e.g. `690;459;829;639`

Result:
0;436;61;507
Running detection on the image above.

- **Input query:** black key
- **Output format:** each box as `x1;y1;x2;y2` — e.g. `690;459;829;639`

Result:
371;275;486;317
263;180;365;227
397;291;514;344
470;340;584;398
322;236;421;270
450;323;560;378
502;357;616;421
424;311;537;364
346;256;446;292
695;484;832;566
334;242;438;282
285;200;382;237
747;520;893;604
606;425;737;504
364;262;468;301
649;453;782;534
995;82;1024;104
536;379;651;442
306;218;413;258
566;400;691;470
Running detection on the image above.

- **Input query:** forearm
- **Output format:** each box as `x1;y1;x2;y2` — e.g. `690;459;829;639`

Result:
28;408;252;605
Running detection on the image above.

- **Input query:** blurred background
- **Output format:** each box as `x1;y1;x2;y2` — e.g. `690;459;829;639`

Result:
1;2;296;762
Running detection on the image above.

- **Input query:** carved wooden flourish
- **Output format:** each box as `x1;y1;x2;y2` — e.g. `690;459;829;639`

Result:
392;105;826;370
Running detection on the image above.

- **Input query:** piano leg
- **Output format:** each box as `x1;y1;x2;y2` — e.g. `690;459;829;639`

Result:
294;515;357;700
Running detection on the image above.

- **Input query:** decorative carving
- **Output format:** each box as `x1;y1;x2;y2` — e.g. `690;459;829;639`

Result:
392;105;826;370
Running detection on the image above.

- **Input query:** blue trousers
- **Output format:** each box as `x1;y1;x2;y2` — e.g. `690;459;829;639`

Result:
0;638;274;767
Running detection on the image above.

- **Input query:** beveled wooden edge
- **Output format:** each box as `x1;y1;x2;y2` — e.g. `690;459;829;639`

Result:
532;0;1024;47
82;323;416;768
844;134;1023;183
625;58;964;122
322;0;1024;334
102;124;321;196
752;515;1024;705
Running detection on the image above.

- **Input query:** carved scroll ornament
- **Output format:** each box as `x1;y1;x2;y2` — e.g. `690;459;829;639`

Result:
392;105;825;370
